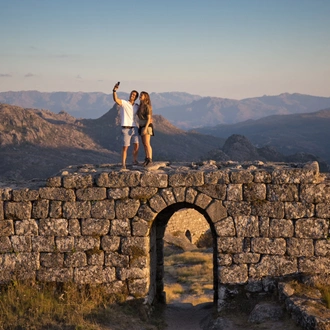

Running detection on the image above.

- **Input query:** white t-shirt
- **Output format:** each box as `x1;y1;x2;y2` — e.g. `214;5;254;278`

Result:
120;100;138;127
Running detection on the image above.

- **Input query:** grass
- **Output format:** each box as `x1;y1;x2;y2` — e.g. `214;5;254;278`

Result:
163;247;214;305
0;280;162;330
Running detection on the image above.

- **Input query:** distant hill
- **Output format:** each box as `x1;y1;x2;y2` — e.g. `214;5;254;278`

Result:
0;91;202;120
0;103;224;181
194;108;330;165
1;91;330;129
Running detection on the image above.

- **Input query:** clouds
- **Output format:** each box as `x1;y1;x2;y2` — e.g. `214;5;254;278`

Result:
0;74;12;77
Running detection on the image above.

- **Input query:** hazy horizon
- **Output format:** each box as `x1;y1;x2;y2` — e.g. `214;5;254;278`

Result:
1;0;330;99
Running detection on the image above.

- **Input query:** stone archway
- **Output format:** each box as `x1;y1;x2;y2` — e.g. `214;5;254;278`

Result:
147;202;218;305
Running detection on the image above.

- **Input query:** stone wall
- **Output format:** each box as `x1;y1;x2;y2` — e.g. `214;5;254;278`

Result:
0;160;330;307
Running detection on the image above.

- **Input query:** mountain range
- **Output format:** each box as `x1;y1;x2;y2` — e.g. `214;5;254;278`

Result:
1;91;330;129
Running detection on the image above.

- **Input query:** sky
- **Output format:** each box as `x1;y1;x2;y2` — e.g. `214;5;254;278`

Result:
0;0;329;99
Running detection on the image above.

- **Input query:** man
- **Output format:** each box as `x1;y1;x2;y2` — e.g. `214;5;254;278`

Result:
112;82;139;169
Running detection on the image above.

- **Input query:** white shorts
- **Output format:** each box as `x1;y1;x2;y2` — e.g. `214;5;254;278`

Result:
122;127;139;147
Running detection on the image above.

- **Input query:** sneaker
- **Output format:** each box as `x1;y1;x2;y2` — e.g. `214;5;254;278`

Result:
144;158;152;167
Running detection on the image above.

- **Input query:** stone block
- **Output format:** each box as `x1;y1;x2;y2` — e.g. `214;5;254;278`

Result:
110;219;131;236
223;201;251;217
56;236;75;252
140;173;168;187
39;218;68;236
243;183;266;201
101;236;120;252
115;199;140;219
76;187;106;200
219;264;248;284
63;174;94;189
218;237;244;253
14;219;38;235
234;215;259;237
32;236;55;252
295;218;328;238
251;238;286;255
230;170;254;184
0;220;14;236
287;238;314;257
206;200;227;223
39;187;75;201
40;252;64;267
107;187;129;199
63;201;91;219
214;217;236;237
197;184;226;199
12;189;39;201
32;199;49;218
269;218;294;238
81;218;110;236
64;251;87;267
284;202;314;219
227;184;242;201
4;201;32;220
251;201;284;218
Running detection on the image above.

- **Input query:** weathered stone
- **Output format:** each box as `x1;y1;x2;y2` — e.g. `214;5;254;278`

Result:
87;250;104;265
0;188;12;201
249;255;297;278
12;189;39;201
11;235;32;252
300;184;330;203
49;201;62;218
194;192;212;209
267;184;299;202
253;170;272;183
234;215;259;237
121;237;148;256
259;217;270;237
148;194;167;213
32;199;49;218
64;251;87;267
107;187;129;199
128;278;148;297
68;219;81;236
131;217;150;236
227;184;242;201
101;236;120;252
46;176;62;187
233;253;260;264
56;236;75;252
137;204;157;222
287;238;314;257
4;201;32;219
90;199;115;219
140;173;168;187
0;236;12;252
15;219;38;235
118;267;147;280
74;266;116;284
223;201;251;216
206;200;227;223
230;170;254;184
172;187;186;202
204;170;230;184
115;199;140;219
32;236;55;252
39;187;75;201
81;218;110;236
214;217;236;237
105;252;129;267
160;188;176;206
76;187;106;200
219;264;248;284
218;237;244;253
243;183;266;201
251;238;286;255
39;218;68;236
299;257;330;274
316;203;330;218
169;171;204;187
110;219;130;236
0;220;14;236
63;201;91;219
251;201;284;218
197;184;226;199
75;236;100;251
40;252;64;267
101;171;140;188
37;267;73;282
63;174;93;189
185;187;197;204
218;254;232;266
315;239;330;257
130;187;158;201
284;202;314;219
295;218;328;238
269;218;294;238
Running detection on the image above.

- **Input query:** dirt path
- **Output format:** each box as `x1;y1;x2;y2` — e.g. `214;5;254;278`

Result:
164;302;213;330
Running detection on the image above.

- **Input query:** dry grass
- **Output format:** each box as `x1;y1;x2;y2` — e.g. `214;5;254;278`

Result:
0;280;161;330
164;247;213;305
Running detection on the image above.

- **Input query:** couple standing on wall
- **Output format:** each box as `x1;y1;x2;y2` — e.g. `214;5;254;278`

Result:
112;82;154;170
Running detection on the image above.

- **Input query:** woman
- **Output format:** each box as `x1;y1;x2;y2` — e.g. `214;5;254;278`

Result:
137;91;154;166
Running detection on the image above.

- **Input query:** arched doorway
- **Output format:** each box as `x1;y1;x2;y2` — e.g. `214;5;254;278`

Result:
148;202;218;305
